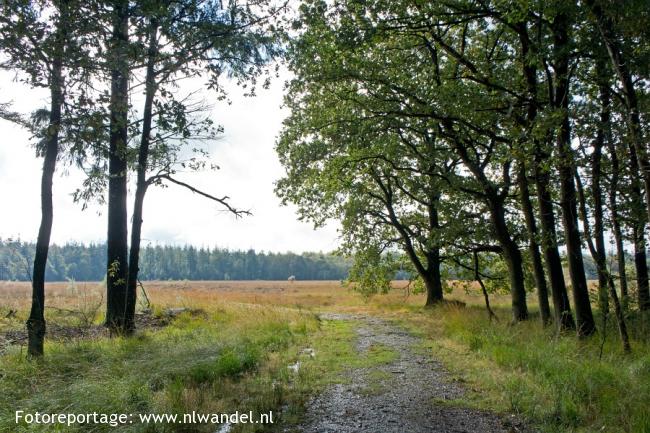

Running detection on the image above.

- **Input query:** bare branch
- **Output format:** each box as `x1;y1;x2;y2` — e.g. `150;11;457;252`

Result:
154;174;251;218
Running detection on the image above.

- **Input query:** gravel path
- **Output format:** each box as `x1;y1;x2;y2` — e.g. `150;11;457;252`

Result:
293;314;528;433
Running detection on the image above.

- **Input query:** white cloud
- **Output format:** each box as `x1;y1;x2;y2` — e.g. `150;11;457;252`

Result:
0;69;340;253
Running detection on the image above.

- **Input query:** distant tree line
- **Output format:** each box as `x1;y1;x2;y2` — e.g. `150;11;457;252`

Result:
0;240;351;282
2;238;636;286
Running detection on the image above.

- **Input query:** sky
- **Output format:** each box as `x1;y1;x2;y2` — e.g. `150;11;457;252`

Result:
0;69;341;253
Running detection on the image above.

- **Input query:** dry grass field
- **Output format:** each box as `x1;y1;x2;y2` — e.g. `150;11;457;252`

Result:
0;279;513;334
2;279;647;433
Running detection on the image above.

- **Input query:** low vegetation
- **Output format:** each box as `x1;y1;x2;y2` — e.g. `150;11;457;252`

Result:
0;281;402;432
2;281;649;432
395;304;650;433
1;303;315;432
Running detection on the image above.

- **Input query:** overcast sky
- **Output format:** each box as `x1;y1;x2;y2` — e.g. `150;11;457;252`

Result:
0;69;340;253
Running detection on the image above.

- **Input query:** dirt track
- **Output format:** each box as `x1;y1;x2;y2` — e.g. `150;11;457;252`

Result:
293;314;528;433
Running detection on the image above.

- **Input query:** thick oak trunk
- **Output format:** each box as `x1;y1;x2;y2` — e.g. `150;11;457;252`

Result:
424;197;443;305
423;249;443;306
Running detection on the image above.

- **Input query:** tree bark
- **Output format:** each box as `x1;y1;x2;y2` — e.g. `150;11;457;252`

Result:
451;142;528;321
591;70;610;314
488;196;529;321
586;0;650;227
517;164;551;325
27;47;64;358
625;137;650;311
632;225;650;311
424;195;443;305
424;249;443;306
552;12;596;337
516;21;573;329
534;163;575;331
105;0;130;334
377;174;444;306
576;172;631;353
26;4;67;358
603;80;629;309
127;18;159;333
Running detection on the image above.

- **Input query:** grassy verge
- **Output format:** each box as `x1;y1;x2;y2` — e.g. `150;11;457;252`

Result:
396;303;650;433
1;303;397;433
0;303;321;433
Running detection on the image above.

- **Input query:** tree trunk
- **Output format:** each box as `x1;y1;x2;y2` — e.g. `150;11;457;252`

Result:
632;225;650;311
552;12;596;337
576;172;631;353
474;251;498;321
424;249;443;306
557;112;595;338
27;62;63;358
105;0;130;334
603;79;629;309
517;164;551;325
26;6;66;358
586;0;650;227
592;71;610;314
450;131;528;321
488;198;528;321
607;272;631;353
534;164;575;331
424;196;443;306
611;213;628;309
625;138;650;311
516;21;572;329
126;18;159;333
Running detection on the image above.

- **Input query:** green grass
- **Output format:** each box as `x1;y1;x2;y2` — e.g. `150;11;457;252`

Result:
0;305;321;433
0;307;399;433
397;304;650;433
6;281;648;433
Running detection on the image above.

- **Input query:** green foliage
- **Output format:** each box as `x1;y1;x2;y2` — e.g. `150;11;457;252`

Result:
478;254;512;295
343;246;396;299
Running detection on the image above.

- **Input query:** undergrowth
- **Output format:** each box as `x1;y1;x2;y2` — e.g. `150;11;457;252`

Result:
0;304;320;433
398;304;650;433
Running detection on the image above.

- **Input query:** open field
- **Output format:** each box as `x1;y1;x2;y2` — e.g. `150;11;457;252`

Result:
2;280;650;432
0;279;509;327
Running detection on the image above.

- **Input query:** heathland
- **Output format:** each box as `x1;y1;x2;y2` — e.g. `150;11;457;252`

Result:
1;280;649;433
